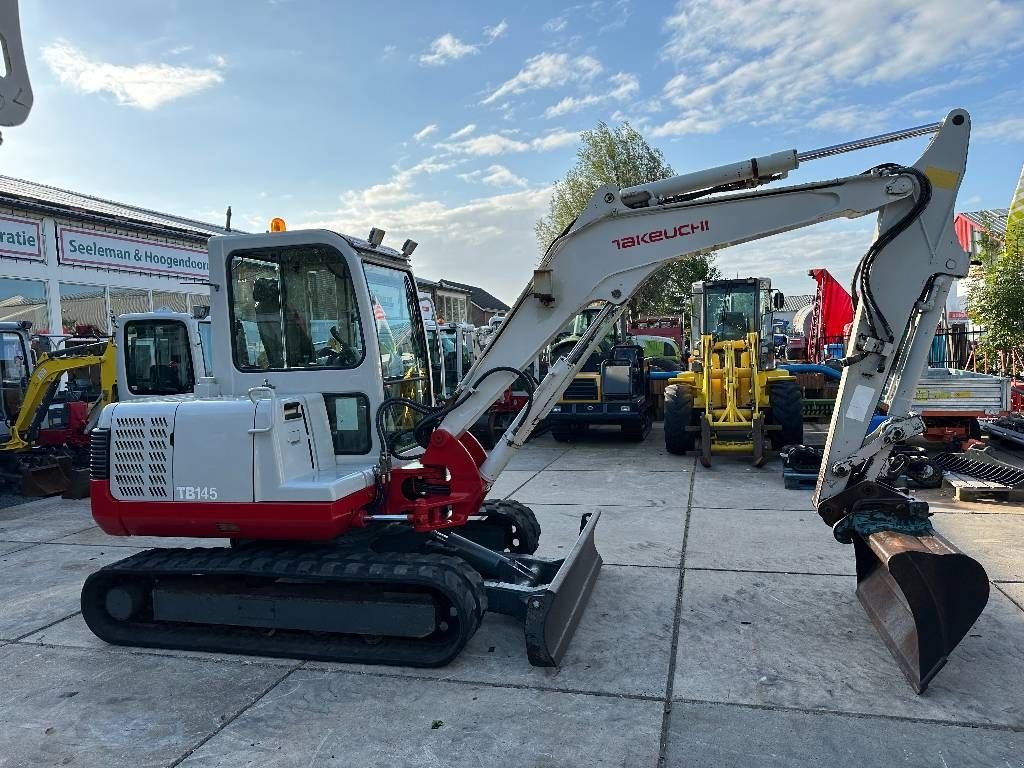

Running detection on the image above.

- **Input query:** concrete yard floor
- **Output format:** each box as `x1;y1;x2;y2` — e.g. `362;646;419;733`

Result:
0;424;1021;767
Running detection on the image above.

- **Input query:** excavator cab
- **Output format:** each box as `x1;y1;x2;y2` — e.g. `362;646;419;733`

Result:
664;278;801;466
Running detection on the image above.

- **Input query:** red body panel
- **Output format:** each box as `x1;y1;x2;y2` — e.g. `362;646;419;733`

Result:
91;480;376;540
91;428;489;541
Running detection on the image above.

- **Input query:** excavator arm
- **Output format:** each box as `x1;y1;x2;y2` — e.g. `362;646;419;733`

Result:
0;0;33;134
423;109;982;691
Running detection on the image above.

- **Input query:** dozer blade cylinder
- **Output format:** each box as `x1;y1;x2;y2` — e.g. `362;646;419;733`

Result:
524;511;602;666
852;529;989;693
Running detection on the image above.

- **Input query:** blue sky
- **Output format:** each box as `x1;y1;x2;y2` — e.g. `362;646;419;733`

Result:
5;0;1024;302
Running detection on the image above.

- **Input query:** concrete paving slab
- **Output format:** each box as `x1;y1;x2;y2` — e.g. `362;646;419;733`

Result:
308;564;678;698
932;512;1024;582
0;643;291;768
0;543;142;639
505;444;570;470
530;503;686;567
20;612;301;667
692;461;811;511
685;507;855;575
0;498;96;543
665;701;1024;768
997;582;1024;612
0;540;35;556
513;468;692;508
487;469;538;499
178;668;663;768
546;443;692;472
54;526;228;549
673;569;1024;727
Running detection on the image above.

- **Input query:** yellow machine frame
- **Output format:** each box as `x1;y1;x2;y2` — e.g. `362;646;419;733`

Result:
666;330;795;465
0;341;117;452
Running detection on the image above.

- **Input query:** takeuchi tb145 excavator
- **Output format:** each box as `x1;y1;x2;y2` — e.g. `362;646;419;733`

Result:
66;110;984;692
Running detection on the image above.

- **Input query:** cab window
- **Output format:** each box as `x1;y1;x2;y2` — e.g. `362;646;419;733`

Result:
124;320;195;395
0;331;30;422
363;263;431;452
229;245;364;371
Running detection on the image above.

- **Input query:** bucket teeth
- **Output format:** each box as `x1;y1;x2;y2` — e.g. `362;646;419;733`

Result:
853;530;989;693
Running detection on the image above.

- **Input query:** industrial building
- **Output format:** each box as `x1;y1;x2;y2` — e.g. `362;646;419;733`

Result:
0;175;229;341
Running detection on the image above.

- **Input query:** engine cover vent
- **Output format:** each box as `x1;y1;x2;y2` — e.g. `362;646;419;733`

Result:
109;406;176;500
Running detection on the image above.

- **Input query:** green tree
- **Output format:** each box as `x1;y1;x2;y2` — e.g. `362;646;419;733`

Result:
967;210;1024;362
535;121;719;322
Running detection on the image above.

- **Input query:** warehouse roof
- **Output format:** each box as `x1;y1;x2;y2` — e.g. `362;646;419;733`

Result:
957;209;1009;239
0;175;233;239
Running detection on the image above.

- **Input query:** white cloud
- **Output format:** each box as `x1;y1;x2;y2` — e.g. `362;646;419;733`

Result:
447;123;477;140
653;0;1024;136
544;72;639;118
484;20;509;42
460;164;529;188
724;223;874;295
413;123;439;142
41;39;224;110
543;16;568;33
974;117;1024;142
381;44;397;60
482;52;602;105
301;184;553;305
442;134;531;156
439;129;580;156
208;53;228;68
419;21;509;66
530;129;580;151
419;33;477;66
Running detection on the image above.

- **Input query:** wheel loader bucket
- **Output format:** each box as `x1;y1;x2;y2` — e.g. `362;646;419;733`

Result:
853;529;989;693
20;461;69;497
524;510;603;666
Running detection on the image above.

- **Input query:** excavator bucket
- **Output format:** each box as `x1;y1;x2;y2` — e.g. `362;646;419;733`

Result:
852;529;989;693
20;460;69;497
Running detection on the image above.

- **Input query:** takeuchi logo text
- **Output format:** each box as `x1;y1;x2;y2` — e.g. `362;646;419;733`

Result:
612;219;710;250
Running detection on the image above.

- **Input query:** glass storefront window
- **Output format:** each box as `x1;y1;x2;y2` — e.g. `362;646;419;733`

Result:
59;283;108;335
0;277;47;333
110;287;151;320
153;290;188;313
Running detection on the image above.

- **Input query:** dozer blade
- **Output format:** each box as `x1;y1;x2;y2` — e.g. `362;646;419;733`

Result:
524;510;602;666
853;529;989;693
20;462;69;497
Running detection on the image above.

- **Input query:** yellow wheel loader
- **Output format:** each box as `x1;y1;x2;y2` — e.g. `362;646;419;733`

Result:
663;278;802;466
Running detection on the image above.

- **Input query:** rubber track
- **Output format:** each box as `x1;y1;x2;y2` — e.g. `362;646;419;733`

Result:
82;546;486;667
932;453;1024;487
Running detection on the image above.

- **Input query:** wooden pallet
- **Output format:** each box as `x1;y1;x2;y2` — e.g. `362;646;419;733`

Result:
942;471;1024;503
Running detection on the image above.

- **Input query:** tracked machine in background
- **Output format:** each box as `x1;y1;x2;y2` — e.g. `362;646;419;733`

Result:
0;313;208;496
663;278;803;466
64;111;987;690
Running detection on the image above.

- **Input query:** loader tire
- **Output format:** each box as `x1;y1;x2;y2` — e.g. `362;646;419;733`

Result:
551;421;585;442
664;384;696;455
767;379;804;450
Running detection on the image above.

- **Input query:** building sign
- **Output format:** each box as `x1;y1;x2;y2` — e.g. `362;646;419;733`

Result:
57;225;208;279
0;214;43;260
946;278;970;323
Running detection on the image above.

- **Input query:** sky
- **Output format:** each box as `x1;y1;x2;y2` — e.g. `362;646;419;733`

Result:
4;0;1024;304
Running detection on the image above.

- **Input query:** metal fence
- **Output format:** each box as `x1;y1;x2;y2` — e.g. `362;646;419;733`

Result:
930;329;1024;379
